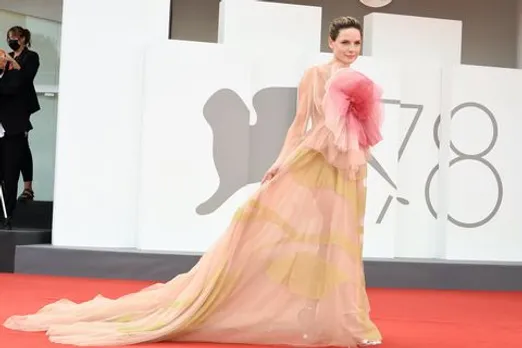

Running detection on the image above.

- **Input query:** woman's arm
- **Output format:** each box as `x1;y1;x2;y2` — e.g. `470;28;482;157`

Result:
17;51;40;81
5;54;21;70
272;66;316;167
0;52;39;95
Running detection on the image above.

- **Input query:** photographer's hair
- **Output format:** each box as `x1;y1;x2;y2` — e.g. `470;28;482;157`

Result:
328;16;362;41
7;26;32;47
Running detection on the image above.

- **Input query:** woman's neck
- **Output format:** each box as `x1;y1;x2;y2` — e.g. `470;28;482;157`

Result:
328;59;350;74
330;59;349;67
13;46;25;57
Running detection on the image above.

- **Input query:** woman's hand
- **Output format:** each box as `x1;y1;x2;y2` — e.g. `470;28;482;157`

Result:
0;56;7;70
4;54;20;70
0;50;7;70
262;165;280;184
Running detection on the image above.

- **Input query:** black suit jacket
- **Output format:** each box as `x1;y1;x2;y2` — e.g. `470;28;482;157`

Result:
0;48;40;134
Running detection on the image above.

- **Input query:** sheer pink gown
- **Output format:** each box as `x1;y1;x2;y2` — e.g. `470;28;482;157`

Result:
4;63;383;347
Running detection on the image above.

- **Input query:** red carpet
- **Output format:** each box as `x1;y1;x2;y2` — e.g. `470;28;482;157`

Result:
0;273;521;347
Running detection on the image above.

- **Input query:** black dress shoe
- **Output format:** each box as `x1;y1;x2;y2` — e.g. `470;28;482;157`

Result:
2;217;12;230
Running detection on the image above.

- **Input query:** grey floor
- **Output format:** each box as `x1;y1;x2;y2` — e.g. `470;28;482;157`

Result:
14;245;522;290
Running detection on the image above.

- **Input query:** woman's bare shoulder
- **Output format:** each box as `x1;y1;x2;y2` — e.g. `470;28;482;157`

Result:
305;63;329;73
302;64;330;81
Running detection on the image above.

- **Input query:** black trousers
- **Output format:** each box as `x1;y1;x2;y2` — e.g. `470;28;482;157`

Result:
0;133;26;217
20;133;33;182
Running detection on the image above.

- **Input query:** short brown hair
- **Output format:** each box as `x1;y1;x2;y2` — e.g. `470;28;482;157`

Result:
328;16;362;41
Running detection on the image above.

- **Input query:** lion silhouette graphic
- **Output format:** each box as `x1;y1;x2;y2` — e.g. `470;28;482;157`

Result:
196;88;404;221
196;87;297;215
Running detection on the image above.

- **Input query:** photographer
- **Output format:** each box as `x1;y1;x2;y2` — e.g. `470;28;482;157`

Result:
0;26;40;228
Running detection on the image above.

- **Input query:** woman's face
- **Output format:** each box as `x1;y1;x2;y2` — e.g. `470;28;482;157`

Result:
7;31;24;50
328;28;361;66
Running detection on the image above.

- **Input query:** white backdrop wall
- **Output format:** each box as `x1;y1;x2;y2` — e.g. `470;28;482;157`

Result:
444;65;522;261
363;13;462;66
52;0;171;247
53;0;522;262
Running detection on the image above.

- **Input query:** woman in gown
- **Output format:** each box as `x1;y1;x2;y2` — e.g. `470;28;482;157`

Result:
4;16;384;347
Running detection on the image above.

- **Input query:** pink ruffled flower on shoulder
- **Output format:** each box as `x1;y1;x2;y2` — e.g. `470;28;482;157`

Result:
323;68;383;151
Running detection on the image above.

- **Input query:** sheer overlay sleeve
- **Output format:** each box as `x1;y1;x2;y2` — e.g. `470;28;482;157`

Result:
272;67;316;167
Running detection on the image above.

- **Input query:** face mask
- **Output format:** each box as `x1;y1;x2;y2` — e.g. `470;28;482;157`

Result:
8;39;20;51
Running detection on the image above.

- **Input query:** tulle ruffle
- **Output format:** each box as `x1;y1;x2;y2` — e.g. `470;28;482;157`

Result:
322;68;383;152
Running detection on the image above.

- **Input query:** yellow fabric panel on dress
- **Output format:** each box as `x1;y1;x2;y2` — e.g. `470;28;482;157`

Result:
265;252;350;300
